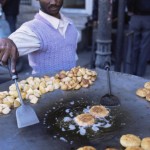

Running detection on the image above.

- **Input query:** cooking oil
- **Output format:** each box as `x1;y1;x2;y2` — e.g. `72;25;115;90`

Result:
43;99;123;144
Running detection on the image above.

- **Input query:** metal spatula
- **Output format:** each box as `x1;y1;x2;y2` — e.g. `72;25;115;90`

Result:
100;62;120;106
7;61;39;128
12;74;39;128
11;73;39;128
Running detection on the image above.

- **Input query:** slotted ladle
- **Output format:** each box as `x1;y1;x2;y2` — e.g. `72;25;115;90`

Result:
100;62;120;106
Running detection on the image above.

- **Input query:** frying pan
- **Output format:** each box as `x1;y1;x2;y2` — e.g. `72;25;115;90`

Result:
0;69;150;150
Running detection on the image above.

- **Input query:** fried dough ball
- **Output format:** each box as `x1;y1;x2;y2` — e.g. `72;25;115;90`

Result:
44;75;51;82
3;96;14;108
74;113;95;127
33;89;41;98
2;107;11;114
26;77;34;83
89;105;109;118
0;104;11;114
9;84;16;91
141;137;150;150
136;88;149;98
23;84;31;92
144;82;150;90
77;146;96;150
34;77;41;83
45;85;54;92
13;99;21;108
74;84;81;90
9;90;18;98
53;83;60;90
29;95;38;104
120;134;141;147
39;86;46;94
0;91;8;100
125;147;144;150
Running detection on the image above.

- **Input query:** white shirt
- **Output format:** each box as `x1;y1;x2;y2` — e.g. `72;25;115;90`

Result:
9;10;78;59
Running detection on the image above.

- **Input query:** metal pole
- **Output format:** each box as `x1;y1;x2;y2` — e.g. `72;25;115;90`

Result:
95;0;112;69
114;0;126;71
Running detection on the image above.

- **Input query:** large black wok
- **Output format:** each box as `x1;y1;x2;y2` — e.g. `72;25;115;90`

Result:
0;69;150;150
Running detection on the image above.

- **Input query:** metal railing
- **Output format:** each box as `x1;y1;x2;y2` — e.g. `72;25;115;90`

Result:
20;0;31;5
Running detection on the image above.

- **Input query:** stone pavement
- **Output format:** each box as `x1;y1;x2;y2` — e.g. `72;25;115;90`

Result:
0;4;150;84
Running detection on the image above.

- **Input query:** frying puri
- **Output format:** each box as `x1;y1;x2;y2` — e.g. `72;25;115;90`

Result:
89;105;109;118
74;113;95;127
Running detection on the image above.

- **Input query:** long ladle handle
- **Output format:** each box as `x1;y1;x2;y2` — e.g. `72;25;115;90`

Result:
105;62;111;95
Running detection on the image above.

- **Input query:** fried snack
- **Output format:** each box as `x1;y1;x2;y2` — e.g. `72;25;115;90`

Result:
136;88;149;98
77;146;96;150
145;94;150;102
141;137;150;150
74;113;95;127
0;91;8;100
0;104;11;114
13;99;21;108
28;95;38;104
120;134;141;147
144;82;150;90
125;147;144;150
0;67;97;115
2;107;11;114
89;105;109;118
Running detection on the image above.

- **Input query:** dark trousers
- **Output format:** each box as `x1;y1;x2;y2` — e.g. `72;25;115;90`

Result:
129;15;150;76
5;15;17;33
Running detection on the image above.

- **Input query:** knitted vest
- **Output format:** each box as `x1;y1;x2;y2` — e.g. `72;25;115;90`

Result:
23;13;78;74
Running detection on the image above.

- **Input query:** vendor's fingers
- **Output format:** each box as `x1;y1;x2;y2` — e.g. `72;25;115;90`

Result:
1;51;10;66
0;38;19;71
10;57;17;73
0;45;10;65
10;47;18;73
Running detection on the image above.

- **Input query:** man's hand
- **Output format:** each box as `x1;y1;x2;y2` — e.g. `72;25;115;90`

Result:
0;38;19;73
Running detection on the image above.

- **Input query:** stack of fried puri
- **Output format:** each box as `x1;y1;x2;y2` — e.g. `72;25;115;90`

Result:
120;134;150;150
136;82;150;101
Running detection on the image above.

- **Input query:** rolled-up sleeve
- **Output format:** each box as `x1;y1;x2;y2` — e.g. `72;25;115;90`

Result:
8;25;40;56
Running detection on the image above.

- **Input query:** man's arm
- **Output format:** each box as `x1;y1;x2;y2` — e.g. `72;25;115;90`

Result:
9;25;40;56
0;38;19;72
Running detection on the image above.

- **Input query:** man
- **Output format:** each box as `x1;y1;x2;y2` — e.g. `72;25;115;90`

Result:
0;0;78;74
2;0;20;33
127;0;150;76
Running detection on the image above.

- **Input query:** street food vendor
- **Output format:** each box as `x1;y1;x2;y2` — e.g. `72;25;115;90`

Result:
0;0;78;74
